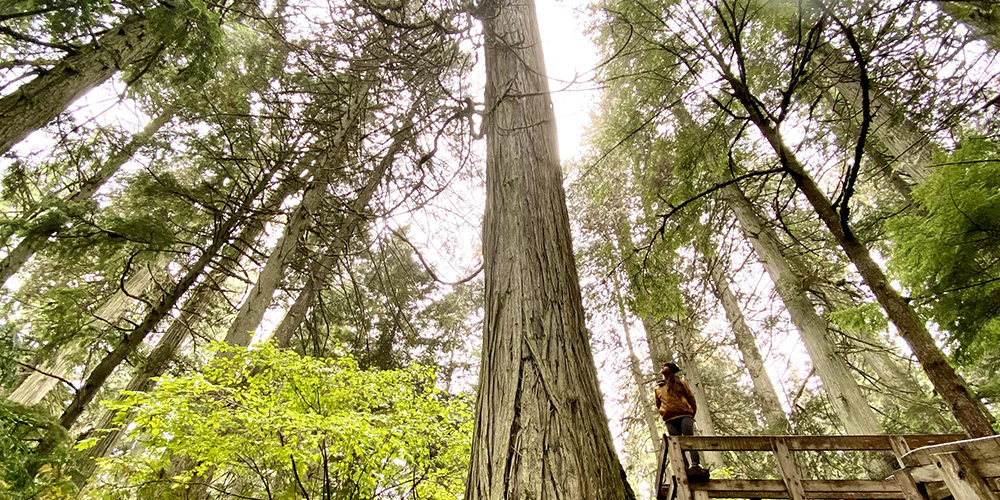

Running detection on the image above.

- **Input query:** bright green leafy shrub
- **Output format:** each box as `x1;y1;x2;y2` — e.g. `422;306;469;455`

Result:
85;342;471;500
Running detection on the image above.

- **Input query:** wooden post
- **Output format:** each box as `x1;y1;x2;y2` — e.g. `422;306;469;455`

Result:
668;436;692;500
890;436;913;469
657;434;670;500
932;450;1000;500
772;437;806;500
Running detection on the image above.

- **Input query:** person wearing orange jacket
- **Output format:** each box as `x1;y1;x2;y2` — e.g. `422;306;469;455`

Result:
654;361;706;473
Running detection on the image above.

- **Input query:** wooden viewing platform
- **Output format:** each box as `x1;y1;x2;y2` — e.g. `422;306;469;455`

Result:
657;434;1000;500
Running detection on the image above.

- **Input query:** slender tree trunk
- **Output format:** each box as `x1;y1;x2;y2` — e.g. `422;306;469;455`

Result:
723;73;996;437
674;321;724;468
611;275;663;498
466;0;635;497
223;184;321;347
266;121;409;347
706;256;790;434
0;110;174;287
0;10;177;155
7;255;169;405
58;170;274;430
72;174;304;485
723;183;881;435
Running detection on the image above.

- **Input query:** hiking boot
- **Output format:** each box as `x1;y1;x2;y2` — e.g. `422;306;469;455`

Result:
687;465;710;479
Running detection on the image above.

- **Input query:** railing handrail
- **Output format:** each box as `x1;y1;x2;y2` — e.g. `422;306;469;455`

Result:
671;434;967;452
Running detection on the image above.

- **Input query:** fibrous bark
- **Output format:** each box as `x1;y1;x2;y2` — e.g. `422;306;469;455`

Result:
465;0;635;497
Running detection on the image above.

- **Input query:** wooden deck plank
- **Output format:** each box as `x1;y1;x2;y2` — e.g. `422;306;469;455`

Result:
668;436;692;500
690;479;909;499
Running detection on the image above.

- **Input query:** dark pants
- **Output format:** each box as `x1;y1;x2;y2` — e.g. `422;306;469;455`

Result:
665;416;700;467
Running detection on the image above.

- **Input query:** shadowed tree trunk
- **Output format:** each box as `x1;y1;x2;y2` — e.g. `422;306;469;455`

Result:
611;275;663;498
58;167;275;430
673;319;724;468
465;0;635;497
0;9;180;155
71;172;305;485
7;254;169;405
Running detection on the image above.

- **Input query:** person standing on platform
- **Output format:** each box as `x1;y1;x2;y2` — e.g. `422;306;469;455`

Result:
654;361;708;474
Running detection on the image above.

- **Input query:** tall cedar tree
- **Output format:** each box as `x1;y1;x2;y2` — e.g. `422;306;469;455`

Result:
465;0;636;498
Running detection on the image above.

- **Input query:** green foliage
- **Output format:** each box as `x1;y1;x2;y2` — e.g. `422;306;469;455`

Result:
887;138;1000;361
86;343;471;500
0;401;76;499
827;302;889;337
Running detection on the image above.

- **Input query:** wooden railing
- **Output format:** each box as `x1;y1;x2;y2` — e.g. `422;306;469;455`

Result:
657;434;1000;500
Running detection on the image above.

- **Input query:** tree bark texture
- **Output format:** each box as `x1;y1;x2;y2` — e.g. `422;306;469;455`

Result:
0;11;176;155
724;73;996;437
706;256;790;434
7;255;169;405
724;183;881;435
0;110;173;287
466;0;635;498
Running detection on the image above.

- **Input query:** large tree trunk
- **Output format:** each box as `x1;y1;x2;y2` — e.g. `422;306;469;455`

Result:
58;169;274;430
723;72;996;437
723;183;881;435
7;255;169;405
465;0;635;498
0;110;174;287
0;10;177;155
706;255;790;434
